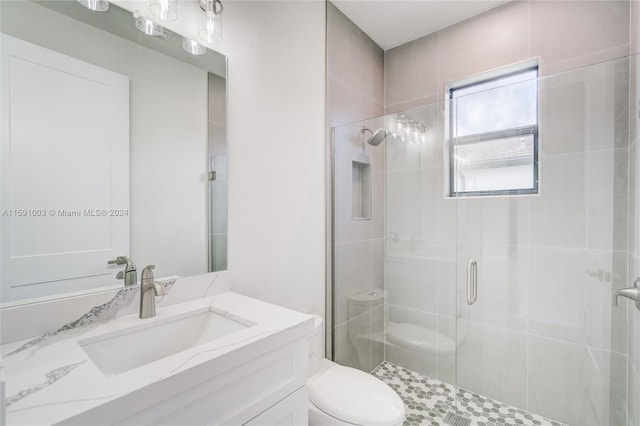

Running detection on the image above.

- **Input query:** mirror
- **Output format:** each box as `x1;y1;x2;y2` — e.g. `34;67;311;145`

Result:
0;0;227;304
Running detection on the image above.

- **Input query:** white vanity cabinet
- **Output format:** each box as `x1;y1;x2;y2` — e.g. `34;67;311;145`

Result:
81;339;308;426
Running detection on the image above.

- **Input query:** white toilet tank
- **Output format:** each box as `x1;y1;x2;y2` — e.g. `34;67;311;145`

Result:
347;288;386;318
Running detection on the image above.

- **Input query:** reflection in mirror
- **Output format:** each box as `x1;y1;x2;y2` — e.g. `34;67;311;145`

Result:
0;0;227;305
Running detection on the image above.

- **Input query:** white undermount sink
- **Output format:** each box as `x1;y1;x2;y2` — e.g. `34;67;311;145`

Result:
79;309;252;376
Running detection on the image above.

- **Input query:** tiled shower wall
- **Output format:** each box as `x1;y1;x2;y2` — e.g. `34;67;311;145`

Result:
385;0;630;113
628;2;640;425
383;1;633;425
326;3;386;371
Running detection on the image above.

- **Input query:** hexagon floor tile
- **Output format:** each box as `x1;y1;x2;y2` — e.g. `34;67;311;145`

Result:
371;362;566;426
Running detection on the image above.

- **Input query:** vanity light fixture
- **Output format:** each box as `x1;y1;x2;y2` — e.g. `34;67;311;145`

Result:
198;0;223;43
77;0;109;12
150;0;178;22
134;12;164;36
388;114;427;145
183;38;206;56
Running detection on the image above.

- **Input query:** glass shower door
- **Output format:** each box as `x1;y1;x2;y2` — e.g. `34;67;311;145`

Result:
450;70;536;423
452;56;631;426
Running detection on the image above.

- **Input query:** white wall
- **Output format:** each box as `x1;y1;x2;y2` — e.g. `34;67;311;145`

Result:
223;2;326;317
113;0;327;316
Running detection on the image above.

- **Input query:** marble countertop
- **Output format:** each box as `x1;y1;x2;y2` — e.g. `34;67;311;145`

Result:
2;291;314;425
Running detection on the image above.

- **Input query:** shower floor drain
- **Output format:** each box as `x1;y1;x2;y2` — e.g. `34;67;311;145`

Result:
444;412;471;426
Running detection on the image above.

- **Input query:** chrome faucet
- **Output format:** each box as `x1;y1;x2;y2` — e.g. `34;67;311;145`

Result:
109;256;137;286
139;265;165;319
615;277;640;311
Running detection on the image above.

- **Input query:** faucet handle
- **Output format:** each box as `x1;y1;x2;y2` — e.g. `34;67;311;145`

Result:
108;256;128;265
141;265;156;281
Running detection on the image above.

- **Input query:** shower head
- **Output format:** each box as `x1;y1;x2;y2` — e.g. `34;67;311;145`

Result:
361;126;388;146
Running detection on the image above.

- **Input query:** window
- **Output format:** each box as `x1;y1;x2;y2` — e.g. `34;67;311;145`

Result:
448;65;538;196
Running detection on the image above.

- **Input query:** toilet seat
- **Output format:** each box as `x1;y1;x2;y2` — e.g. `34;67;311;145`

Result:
308;364;405;426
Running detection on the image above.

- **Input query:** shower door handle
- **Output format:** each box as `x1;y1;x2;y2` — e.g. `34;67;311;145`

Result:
467;259;478;305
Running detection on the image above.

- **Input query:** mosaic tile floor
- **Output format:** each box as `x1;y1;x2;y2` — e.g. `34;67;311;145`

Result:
371;362;566;426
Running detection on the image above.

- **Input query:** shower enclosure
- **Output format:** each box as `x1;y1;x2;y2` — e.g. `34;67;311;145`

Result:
330;54;638;425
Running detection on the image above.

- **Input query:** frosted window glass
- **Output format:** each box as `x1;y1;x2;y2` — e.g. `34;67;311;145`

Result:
452;69;537;137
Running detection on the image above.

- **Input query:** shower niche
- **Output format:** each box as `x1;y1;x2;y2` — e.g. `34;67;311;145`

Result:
351;159;371;220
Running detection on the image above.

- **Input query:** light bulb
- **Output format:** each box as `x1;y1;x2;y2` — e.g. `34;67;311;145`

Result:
134;12;163;36
77;0;109;11
183;38;206;56
150;0;177;21
199;11;222;43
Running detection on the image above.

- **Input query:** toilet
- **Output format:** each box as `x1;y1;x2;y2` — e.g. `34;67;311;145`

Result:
307;315;405;426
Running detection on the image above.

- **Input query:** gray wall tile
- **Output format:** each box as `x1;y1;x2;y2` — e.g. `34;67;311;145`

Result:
327;2;372;98
456;320;527;409
385;33;438;107
527;335;627;426
328;76;373;128
385;95;438;115
632;0;640;55
372;43;385;105
385;0;630;107
530;0;630;75
437;1;529;88
629;362;640;426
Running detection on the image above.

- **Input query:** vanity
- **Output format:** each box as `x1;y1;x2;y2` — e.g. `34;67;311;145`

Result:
1;272;313;425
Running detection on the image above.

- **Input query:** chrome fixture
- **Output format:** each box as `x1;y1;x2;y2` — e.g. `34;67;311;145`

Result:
140;265;166;319
199;0;223;14
615;277;640;311
466;259;478;305
77;0;109;12
149;0;178;22
198;0;223;43
109;256;137;287
183;38;206;56
361;126;387;147
134;12;164;36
